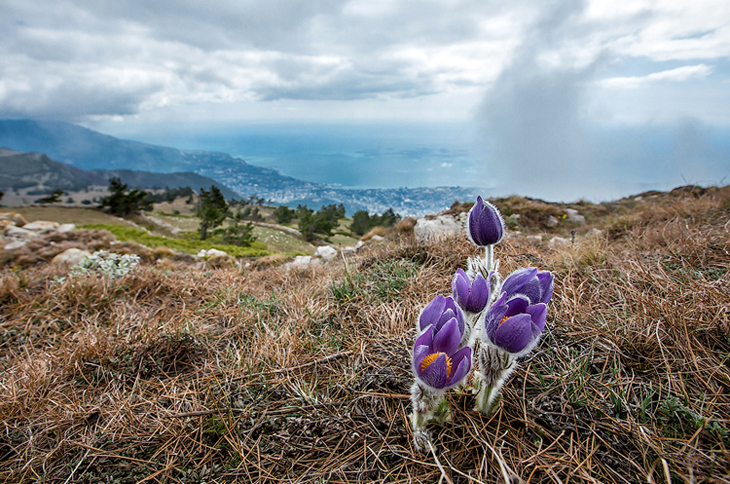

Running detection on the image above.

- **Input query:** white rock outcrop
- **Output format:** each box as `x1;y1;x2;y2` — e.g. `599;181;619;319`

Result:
548;237;570;250
197;248;228;258
23;221;60;233
565;208;586;224
414;213;466;242
314;245;338;261
52;248;91;268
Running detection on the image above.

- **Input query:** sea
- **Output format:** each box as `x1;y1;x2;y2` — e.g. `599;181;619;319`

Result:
93;121;730;203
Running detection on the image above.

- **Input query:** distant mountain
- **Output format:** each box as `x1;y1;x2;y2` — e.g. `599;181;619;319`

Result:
0;119;481;216
0;148;241;200
0;148;106;191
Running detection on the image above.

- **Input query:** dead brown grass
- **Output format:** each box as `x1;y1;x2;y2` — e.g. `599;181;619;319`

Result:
0;187;729;483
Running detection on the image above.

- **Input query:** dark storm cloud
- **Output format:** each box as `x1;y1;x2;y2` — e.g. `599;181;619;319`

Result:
477;0;600;197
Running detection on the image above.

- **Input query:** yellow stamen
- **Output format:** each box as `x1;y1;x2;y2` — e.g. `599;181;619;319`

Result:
499;316;510;326
419;352;452;378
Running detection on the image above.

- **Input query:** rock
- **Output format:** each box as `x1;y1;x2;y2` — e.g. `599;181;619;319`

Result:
0;212;27;227
546;216;559;228
565;209;586;224
0;220;15;231
414;214;465;242
341;246;357;254
286;255;321;268
23;221;60;233
4;240;28;250
51;248;91;268
314;245;338;261
548;236;570;250
355;241;365;250
197;248;228;258
585;228;604;239
371;235;384;242
4;226;38;240
525;235;544;244
57;223;77;233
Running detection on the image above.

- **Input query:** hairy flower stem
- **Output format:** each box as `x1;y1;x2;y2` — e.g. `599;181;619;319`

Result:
485;244;494;272
474;345;516;415
410;382;450;451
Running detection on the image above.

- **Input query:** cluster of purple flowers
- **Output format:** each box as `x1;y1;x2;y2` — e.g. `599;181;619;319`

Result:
410;196;555;448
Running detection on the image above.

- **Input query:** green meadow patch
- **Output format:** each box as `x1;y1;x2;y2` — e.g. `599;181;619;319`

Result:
81;223;269;257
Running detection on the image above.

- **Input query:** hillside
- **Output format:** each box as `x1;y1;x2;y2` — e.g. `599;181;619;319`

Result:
0;186;728;482
0;148;241;201
0;148;106;191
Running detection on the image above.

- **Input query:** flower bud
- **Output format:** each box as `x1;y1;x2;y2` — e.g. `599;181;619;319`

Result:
467;196;505;247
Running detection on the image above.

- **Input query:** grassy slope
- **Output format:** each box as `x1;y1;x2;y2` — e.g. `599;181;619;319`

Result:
4;206;139;226
0;186;729;483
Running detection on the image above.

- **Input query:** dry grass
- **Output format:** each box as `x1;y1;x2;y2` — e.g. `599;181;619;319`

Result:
0;187;729;483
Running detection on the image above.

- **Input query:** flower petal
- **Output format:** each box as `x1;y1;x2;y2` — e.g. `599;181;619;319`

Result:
418;352;448;389
492;314;534;354
505;295;529;316
526;303;548;333
483;294;509;341
412;344;431;375
432;318;461;355
451;269;470;305
466;273;489;313
537;272;554;304
418;295;446;331
414;325;435;348
447;346;473;386
502;267;540;302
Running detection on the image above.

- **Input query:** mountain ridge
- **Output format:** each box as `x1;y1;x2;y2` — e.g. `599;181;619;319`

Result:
0;148;242;200
0;119;481;216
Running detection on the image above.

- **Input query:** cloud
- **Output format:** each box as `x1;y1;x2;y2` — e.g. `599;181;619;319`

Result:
476;0;609;200
596;64;713;89
0;0;729;122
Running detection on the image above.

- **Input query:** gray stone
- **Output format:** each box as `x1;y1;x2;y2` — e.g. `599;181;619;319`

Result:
23;221;60;233
548;237;570;249
56;223;77;233
414;214;465;242
546;216;559;228
585;228;604;239
197;248;228;258
4;226;37;240
315;245;338;260
287;255;321;268
52;248;91;268
565;208;586;224
4;240;27;250
355;241;365;250
370;235;385;242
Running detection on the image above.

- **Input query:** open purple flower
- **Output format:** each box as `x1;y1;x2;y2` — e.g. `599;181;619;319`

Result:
413;319;472;391
451;269;489;314
483;292;547;356
468;196;505;247
501;267;554;305
418;295;465;337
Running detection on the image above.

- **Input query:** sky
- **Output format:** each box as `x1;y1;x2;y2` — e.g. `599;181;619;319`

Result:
1;0;729;198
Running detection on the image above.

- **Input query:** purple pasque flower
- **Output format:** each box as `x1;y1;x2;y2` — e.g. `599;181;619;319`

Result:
501;267;554;305
412;319;472;391
483;292;547;356
451;269;489;314
468;196;505;247
418;295;465;337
